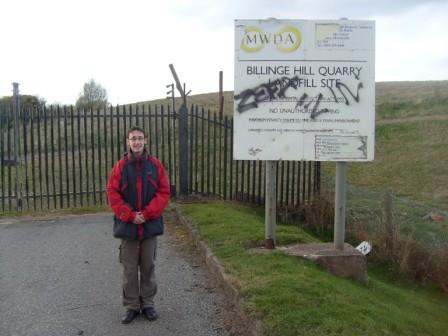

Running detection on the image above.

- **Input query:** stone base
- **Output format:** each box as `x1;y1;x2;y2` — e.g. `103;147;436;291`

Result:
278;243;367;283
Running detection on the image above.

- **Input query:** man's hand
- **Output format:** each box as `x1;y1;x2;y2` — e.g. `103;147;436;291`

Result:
133;212;145;224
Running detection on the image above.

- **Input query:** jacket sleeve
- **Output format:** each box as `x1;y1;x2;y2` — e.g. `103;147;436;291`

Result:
106;160;136;223
141;158;170;220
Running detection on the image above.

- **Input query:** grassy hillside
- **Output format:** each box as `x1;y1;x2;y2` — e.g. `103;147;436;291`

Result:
343;120;448;208
376;81;448;120
137;90;234;116
179;201;448;336
329;81;448;209
144;81;448;209
139;80;448;120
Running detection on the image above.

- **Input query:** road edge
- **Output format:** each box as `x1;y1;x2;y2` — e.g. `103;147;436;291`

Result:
168;203;263;336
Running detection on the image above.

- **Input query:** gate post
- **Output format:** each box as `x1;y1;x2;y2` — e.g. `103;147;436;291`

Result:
12;82;22;210
178;103;189;195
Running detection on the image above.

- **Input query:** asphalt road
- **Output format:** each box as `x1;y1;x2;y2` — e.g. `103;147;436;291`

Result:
0;212;235;336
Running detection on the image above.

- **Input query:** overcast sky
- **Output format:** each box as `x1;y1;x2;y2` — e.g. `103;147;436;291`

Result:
1;0;447;105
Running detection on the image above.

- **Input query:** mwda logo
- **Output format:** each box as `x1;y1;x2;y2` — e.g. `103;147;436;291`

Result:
240;25;302;53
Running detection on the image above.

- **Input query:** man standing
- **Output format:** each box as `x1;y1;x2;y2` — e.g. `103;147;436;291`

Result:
107;126;170;324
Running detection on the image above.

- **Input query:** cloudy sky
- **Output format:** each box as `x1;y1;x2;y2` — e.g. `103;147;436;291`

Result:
1;0;447;105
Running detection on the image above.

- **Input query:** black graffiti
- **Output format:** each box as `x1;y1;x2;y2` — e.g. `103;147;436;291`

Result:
293;92;330;120
235;76;299;113
248;147;262;156
328;81;363;106
294;92;308;107
235;76;364;119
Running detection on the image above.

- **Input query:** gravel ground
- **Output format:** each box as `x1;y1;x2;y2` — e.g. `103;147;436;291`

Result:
0;211;241;336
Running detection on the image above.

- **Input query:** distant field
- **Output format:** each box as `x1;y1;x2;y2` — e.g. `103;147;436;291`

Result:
141;81;448;209
376;81;448;120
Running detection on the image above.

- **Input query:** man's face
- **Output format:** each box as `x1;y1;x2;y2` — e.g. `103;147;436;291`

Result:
127;130;146;155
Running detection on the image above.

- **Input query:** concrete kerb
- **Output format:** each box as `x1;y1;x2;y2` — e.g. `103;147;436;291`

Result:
169;203;263;336
0;212;112;225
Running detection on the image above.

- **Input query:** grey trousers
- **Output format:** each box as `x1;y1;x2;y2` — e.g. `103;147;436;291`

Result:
119;237;157;311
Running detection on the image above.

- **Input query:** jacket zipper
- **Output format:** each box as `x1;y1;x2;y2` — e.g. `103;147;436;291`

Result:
137;173;143;241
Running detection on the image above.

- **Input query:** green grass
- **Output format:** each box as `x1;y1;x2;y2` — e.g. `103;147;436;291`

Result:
376;94;448;120
180;201;448;336
322;119;448;210
341;184;448;247
375;81;448;120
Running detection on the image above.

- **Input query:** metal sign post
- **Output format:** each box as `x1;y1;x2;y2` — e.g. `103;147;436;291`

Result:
265;161;277;249
334;162;347;250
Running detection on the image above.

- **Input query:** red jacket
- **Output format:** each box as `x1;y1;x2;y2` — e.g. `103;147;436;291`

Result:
107;151;170;239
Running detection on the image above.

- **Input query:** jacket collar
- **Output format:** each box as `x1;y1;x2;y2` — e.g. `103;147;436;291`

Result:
126;149;149;163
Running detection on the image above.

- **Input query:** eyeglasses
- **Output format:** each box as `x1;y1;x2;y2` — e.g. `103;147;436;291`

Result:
128;136;145;142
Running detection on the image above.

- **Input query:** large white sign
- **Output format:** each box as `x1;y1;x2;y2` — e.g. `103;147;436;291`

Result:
234;19;375;161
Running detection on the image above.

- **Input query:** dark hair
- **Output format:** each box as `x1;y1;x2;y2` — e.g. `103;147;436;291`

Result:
127;126;146;139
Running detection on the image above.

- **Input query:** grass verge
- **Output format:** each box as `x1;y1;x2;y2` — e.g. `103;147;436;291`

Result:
179;200;448;336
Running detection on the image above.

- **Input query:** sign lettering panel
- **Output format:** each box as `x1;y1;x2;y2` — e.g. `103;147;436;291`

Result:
234;19;375;161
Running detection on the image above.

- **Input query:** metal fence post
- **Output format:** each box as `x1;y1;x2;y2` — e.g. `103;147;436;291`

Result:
178;103;189;195
12;82;22;210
